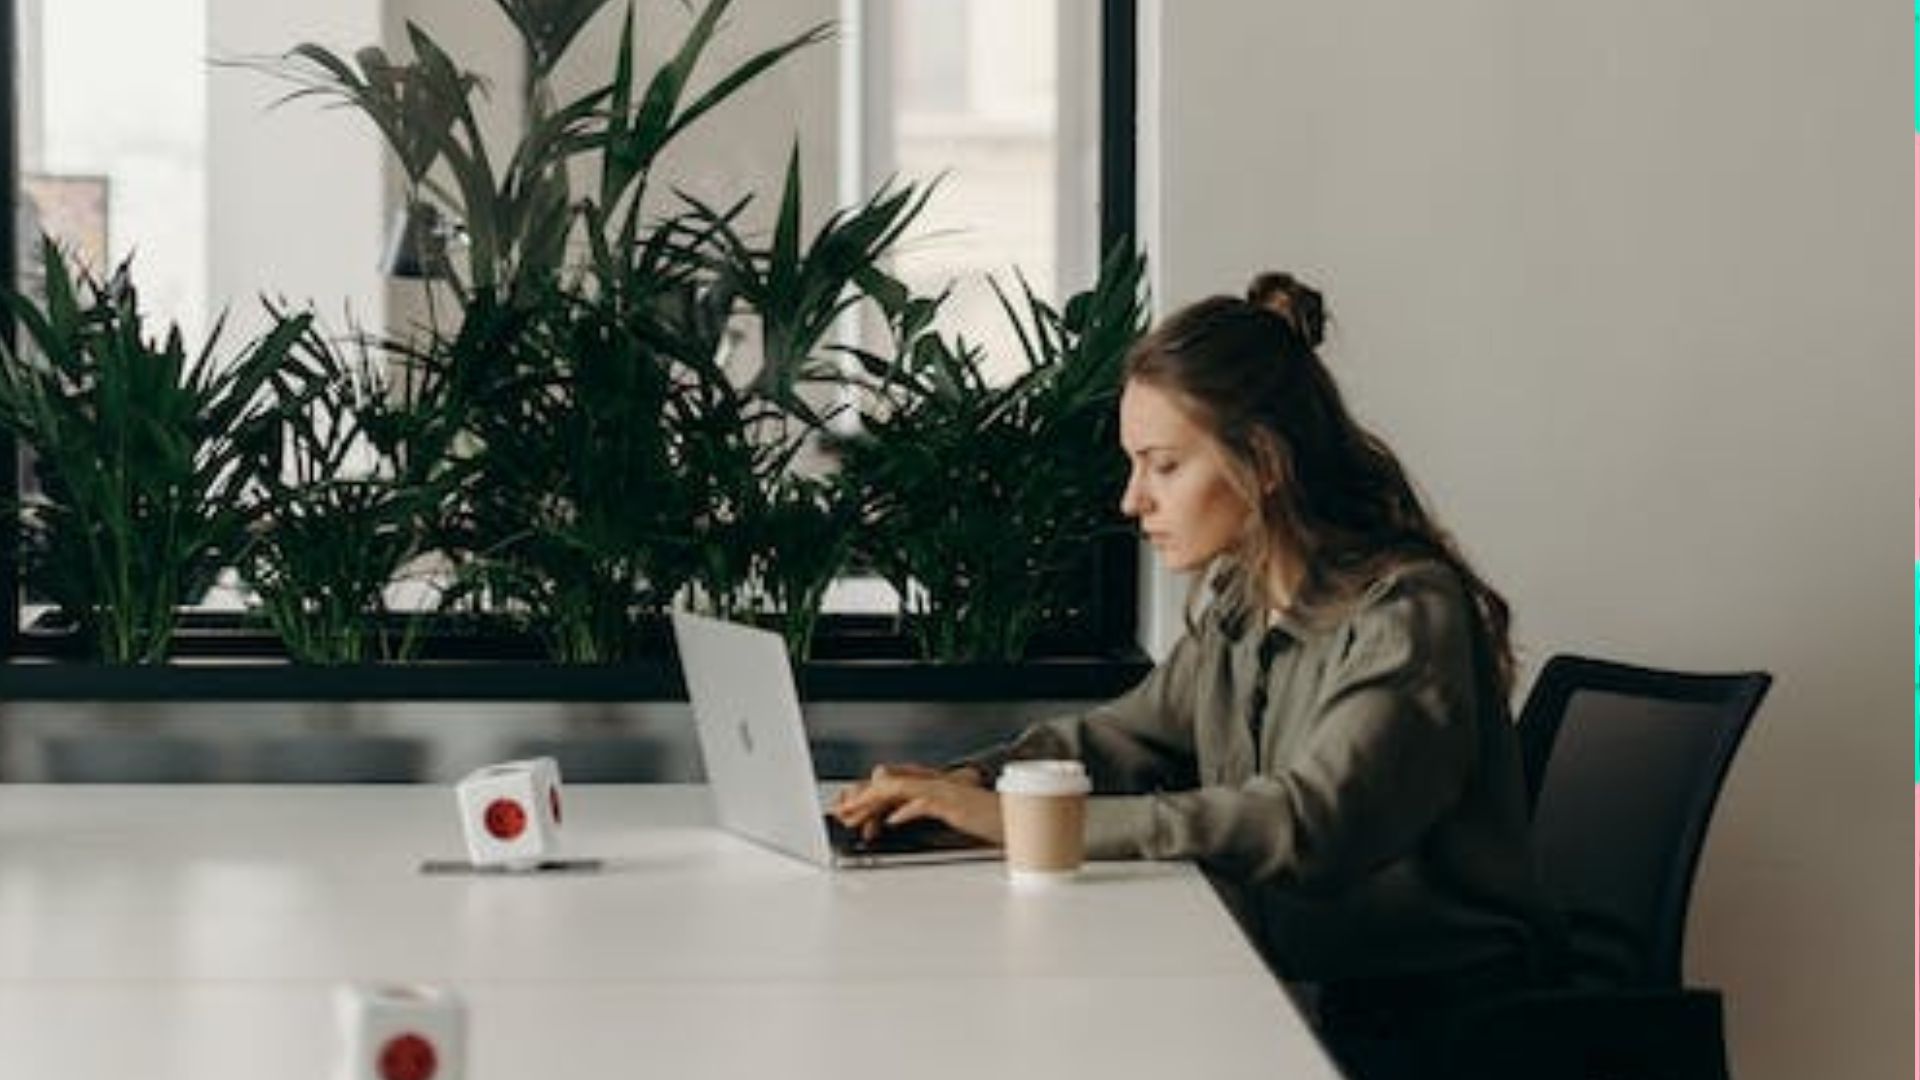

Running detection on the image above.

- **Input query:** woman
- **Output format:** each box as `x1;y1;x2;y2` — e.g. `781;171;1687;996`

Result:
833;272;1558;1076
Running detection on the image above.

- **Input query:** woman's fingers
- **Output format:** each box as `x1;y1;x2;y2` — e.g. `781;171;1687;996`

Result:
885;784;1005;843
833;787;889;826
884;796;931;827
829;782;867;817
834;775;1004;843
833;773;921;828
835;762;942;825
842;777;931;823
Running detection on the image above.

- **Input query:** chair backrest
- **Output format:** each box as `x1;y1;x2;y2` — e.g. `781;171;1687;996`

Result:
1515;655;1770;989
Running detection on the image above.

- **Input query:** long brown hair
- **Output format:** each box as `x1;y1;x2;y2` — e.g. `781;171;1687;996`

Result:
1125;272;1515;697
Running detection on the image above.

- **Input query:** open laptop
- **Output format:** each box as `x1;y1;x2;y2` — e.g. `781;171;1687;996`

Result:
670;610;997;869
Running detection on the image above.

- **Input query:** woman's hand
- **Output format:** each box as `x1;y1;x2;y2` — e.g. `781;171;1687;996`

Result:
831;763;1003;844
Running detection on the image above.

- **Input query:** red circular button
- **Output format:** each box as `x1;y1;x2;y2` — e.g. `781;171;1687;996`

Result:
549;786;562;825
378;1032;438;1080
483;797;527;840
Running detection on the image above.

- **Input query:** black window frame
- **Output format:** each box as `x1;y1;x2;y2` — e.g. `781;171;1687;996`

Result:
0;0;1142;689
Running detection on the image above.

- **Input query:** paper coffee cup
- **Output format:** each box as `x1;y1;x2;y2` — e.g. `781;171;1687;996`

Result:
996;760;1092;888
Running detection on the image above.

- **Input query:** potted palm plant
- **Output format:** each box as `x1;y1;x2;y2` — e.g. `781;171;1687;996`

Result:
432;277;707;663
260;0;933;663
242;318;442;663
0;240;313;662
0;0;1151;687
676;149;933;656
838;247;1149;662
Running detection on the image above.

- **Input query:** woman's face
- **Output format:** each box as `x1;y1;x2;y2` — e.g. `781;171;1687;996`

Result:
1118;379;1253;573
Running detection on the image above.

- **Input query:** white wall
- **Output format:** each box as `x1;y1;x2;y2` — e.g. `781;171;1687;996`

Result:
377;0;839;338
17;0;43;183
33;0;208;340
548;0;841;246
1138;2;1905;1077
207;0;385;343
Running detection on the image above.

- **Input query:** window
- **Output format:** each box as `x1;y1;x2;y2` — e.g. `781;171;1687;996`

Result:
0;0;1138;665
856;0;1101;382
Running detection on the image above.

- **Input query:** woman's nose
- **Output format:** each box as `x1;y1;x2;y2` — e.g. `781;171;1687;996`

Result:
1119;475;1145;517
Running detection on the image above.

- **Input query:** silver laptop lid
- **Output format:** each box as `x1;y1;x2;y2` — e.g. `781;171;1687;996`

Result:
671;610;834;867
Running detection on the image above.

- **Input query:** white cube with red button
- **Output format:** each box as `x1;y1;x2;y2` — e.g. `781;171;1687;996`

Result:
335;982;465;1080
517;755;566;834
455;757;563;869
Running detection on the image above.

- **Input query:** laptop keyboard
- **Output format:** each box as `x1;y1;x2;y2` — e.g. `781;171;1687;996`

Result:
823;814;988;856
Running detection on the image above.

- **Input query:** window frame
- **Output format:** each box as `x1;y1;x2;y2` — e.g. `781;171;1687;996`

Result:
0;0;1142;683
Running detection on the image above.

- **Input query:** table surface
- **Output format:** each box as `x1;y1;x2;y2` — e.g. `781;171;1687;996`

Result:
0;784;1340;1079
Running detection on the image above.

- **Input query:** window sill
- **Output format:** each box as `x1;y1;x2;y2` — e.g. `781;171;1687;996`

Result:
0;654;1151;703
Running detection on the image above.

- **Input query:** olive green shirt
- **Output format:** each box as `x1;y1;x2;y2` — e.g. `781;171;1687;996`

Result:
964;561;1555;984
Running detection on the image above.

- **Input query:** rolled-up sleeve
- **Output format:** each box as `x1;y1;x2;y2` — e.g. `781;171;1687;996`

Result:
1083;579;1482;889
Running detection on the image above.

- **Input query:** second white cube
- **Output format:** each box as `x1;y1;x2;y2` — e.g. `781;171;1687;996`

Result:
335;982;464;1080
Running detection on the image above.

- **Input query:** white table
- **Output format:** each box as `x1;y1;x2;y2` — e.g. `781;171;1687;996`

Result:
0;785;1340;1079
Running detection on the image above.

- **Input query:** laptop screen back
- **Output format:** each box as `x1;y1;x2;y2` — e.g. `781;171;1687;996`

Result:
671;610;834;866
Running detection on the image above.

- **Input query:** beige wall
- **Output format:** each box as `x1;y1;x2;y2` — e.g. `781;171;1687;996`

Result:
1137;2;1907;1077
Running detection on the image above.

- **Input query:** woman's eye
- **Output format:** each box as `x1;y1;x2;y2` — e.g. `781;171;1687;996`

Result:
1151;461;1178;477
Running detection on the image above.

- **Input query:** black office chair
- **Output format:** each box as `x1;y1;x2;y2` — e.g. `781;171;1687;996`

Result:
1441;654;1771;1080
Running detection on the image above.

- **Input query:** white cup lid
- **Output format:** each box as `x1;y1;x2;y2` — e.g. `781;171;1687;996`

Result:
996;759;1091;796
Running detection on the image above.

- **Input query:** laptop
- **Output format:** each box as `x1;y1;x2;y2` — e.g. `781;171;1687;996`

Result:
670;610;997;869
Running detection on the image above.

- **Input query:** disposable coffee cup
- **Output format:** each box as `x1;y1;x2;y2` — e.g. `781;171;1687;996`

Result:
996;760;1092;889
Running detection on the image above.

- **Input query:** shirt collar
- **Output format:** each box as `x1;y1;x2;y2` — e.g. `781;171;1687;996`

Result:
1209;566;1312;643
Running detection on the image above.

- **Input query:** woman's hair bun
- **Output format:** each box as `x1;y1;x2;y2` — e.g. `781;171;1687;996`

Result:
1245;271;1327;348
